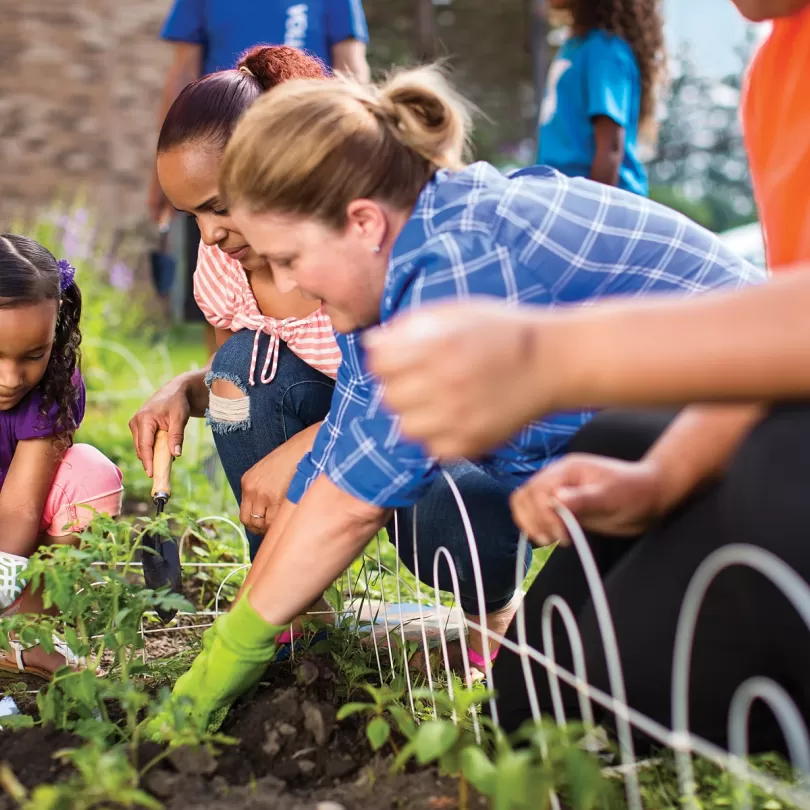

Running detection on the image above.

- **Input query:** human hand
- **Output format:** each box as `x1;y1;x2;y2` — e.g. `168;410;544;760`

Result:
364;300;550;459
129;376;192;478
509;454;668;545
240;425;319;535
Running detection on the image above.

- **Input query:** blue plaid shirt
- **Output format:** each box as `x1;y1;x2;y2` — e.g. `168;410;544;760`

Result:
287;162;764;508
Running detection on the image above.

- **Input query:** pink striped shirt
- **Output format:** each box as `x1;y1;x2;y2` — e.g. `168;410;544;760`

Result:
193;242;341;384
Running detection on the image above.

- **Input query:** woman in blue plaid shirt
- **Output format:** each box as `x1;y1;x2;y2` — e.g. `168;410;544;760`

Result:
150;66;764;730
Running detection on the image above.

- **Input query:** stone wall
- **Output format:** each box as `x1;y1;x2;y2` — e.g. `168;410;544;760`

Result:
0;1;173;229
0;1;534;230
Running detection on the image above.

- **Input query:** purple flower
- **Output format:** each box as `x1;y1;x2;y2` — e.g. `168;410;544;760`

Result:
54;208;93;262
56;259;76;291
108;261;134;291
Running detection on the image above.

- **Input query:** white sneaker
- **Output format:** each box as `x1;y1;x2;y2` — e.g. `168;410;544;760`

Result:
0;552;28;611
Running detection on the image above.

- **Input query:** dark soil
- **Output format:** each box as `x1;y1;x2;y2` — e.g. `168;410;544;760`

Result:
0;656;487;810
0;725;79;788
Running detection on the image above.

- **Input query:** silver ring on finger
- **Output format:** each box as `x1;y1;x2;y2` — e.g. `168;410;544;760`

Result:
251;513;264;520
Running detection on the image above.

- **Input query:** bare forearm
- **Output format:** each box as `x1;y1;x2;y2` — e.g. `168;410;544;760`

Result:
0;437;64;556
535;273;810;409
590;148;621;186
0;508;46;557
178;368;210;418
238;498;297;599
247;477;388;625
590;116;623;186
643;404;765;513
286;421;322;458
331;40;370;83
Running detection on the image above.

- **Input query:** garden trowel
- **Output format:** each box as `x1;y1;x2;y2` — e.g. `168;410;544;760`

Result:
142;429;183;622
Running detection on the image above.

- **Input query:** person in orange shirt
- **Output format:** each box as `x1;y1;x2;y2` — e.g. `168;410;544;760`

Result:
739;0;810;268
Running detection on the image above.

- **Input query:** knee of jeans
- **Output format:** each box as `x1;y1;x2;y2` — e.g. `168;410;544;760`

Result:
205;371;251;434
210;329;256;374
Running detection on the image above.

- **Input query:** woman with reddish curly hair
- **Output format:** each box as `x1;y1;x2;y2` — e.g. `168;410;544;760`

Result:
130;46;340;577
538;0;665;196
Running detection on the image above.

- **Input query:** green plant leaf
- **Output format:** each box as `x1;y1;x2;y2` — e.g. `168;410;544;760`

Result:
367;716;391;751
387;704;417;740
337;702;373;720
563;747;608;810
0;713;35;731
413;720;459;765
460;745;497;796
494;749;532;810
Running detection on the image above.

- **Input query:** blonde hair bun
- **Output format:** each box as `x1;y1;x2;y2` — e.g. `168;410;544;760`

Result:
221;64;475;228
376;66;473;171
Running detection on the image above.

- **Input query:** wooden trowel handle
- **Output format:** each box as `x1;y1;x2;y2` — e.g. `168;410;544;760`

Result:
151;429;174;502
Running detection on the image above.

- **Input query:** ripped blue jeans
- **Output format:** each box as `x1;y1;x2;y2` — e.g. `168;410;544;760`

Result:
205;329;335;559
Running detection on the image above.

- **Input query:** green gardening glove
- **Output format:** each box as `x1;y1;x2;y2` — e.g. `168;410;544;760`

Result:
146;597;285;739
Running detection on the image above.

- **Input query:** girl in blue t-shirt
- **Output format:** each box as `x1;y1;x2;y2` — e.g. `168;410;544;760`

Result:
0;235;123;680
538;0;665;196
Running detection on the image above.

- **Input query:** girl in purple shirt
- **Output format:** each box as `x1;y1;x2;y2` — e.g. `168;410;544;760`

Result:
0;234;123;680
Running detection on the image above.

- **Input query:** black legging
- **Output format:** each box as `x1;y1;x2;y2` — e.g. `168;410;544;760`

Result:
493;405;810;756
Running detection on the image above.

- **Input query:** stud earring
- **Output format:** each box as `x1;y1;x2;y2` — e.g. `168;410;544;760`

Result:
372;245;381;254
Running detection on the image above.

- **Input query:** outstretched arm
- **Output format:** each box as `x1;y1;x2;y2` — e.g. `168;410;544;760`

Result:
366;272;810;458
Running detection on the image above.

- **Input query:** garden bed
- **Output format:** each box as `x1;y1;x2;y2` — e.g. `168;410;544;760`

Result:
1;655;483;810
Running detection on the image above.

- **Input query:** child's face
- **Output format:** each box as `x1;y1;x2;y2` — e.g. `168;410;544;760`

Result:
0;301;56;411
730;0;810;20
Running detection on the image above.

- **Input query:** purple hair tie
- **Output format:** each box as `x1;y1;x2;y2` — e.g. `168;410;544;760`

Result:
56;259;76;292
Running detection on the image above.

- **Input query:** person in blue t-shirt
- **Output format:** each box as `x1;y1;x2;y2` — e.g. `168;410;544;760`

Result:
537;0;665;196
150;1;369;224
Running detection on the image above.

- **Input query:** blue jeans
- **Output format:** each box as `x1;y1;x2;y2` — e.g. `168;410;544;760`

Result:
206;330;335;559
393;460;532;615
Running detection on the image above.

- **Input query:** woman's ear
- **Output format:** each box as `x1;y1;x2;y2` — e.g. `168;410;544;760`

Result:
345;199;388;253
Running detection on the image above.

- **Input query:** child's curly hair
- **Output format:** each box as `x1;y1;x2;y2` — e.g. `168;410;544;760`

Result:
0;234;82;433
568;0;666;138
